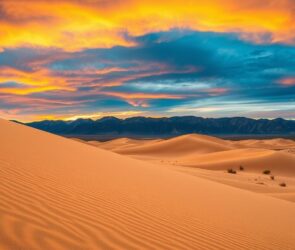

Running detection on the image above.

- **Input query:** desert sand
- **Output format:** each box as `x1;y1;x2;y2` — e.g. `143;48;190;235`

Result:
88;134;295;203
1;119;295;249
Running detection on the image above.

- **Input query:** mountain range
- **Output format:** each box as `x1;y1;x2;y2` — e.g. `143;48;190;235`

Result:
21;116;295;139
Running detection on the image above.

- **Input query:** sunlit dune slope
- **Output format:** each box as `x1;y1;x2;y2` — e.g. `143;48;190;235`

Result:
180;148;295;177
235;138;295;150
88;138;157;151
115;134;233;157
1;120;295;249
96;134;295;177
90;134;295;203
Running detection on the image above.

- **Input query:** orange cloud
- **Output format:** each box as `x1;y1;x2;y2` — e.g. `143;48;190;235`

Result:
126;100;150;108
0;0;294;51
0;63;197;97
206;88;228;96
0;67;74;94
279;77;295;86
89;64;198;87
0;1;135;51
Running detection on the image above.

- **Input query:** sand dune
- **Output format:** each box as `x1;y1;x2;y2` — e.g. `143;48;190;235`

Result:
88;138;157;151
93;134;295;177
115;134;233;158
235;138;295;150
180;148;295;176
1;120;295;249
89;134;295;203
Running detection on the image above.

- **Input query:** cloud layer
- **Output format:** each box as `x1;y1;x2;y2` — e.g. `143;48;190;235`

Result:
0;1;294;121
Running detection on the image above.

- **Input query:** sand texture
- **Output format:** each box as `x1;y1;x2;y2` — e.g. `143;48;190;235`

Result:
1;120;295;249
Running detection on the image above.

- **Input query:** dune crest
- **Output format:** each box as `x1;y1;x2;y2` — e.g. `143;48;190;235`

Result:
115;134;233;157
1;120;295;249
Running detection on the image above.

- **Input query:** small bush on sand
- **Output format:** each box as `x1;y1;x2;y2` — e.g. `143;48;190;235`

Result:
227;169;237;174
256;182;264;185
263;170;271;175
239;165;244;171
270;175;275;180
279;182;286;187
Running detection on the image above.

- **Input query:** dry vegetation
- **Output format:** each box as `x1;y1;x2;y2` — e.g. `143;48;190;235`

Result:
227;168;237;174
263;170;271;175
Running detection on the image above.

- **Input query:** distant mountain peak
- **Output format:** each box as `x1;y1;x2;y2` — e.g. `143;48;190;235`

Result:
22;116;295;138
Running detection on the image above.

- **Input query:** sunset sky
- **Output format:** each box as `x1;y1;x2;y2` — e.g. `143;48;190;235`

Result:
0;0;294;121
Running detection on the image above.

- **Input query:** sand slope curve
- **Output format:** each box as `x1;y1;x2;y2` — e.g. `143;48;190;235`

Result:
116;134;233;157
1;120;295;249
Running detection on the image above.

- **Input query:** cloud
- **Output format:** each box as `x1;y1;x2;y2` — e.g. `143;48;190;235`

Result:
279;77;295;86
0;0;295;52
0;29;294;121
0;67;74;94
167;98;295;119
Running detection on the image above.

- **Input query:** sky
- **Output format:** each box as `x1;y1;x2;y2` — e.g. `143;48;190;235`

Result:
0;0;294;121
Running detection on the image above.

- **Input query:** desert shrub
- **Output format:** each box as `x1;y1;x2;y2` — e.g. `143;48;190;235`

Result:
279;182;286;187
270;175;275;180
263;170;271;175
256;182;264;185
239;165;244;171
227;169;237;174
